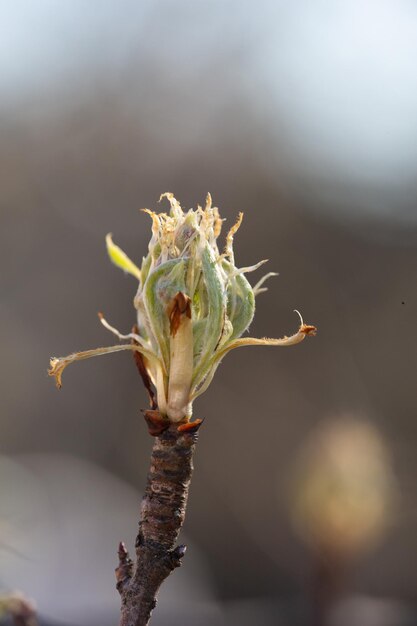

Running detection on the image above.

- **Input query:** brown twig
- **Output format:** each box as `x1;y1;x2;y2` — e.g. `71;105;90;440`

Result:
117;418;201;626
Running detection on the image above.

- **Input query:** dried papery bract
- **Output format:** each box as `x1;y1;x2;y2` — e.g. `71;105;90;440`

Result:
49;193;316;626
49;193;316;424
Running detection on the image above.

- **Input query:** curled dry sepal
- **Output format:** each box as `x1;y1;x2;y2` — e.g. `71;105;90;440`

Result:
0;591;38;626
49;193;316;423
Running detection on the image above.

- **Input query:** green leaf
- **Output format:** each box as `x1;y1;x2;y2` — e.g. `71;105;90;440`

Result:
191;247;226;388
106;233;141;280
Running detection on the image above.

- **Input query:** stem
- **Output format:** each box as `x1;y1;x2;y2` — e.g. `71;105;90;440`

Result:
117;422;199;626
311;552;344;626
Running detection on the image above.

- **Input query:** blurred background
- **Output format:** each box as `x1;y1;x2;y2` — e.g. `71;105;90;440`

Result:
1;1;417;624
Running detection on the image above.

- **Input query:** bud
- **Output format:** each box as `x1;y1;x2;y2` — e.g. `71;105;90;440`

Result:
0;591;37;626
49;194;316;423
290;417;395;559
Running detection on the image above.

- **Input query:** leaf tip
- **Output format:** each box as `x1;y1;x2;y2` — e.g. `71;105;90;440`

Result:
300;324;317;337
48;358;63;388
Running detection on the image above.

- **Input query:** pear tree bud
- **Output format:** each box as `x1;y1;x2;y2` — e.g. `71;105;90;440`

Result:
49;193;316;423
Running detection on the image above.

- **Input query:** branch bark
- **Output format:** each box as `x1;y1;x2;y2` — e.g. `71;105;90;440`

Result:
117;420;200;626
